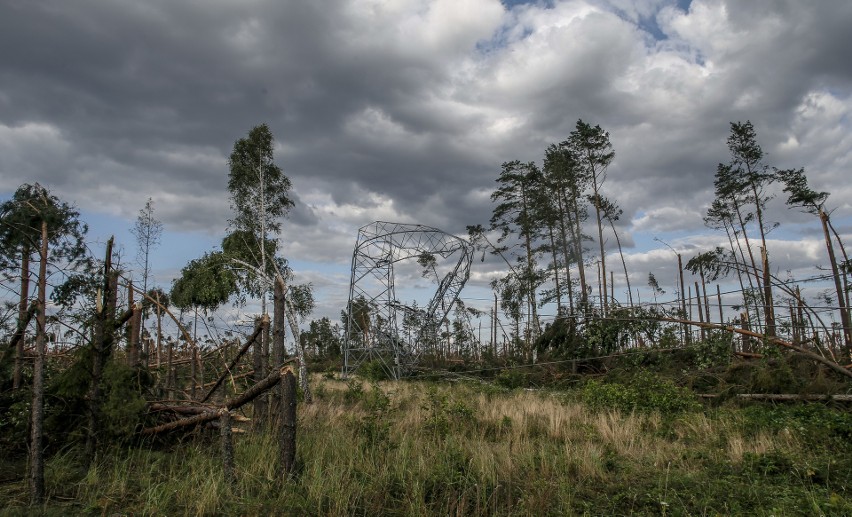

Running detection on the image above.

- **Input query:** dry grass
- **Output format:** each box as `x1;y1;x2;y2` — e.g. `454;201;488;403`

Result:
2;375;849;515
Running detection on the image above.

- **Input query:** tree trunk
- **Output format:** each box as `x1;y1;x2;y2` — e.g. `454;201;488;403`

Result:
271;279;287;416
85;237;115;466
142;361;295;435
280;369;297;479
820;210;851;354
677;253;689;345
156;291;163;368
593;188;607;315
13;250;30;389
29;220;48;505
695;281;705;341
253;316;267;425
285;298;312;404
126;281;134;364
129;297;142;368
220;409;235;485
201;322;265;403
609;219;633;307
547;224;562;312
760;246;776;337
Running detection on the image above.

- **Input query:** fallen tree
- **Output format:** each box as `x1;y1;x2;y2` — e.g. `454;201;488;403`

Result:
142;360;296;435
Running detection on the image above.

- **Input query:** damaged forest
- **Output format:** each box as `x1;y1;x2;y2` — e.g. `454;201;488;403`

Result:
2;121;852;515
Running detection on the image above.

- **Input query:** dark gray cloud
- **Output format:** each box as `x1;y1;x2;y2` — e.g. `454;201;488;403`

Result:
2;0;852;319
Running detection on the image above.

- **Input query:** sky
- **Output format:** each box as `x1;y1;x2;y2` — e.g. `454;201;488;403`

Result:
2;0;852;334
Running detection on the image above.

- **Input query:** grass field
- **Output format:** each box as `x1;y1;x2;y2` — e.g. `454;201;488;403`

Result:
2;374;852;515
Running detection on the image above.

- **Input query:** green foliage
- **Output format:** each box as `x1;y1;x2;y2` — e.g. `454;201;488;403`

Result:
353;383;394;448
227;123;293;235
220;229;288;300
100;361;151;439
359;359;392;382
170;250;236;311
494;368;529;389
582;371;701;413
740;404;852;445
0;182;89;272
421;387;475;438
693;331;733;369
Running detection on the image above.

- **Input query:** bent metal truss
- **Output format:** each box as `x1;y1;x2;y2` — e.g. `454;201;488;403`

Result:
343;221;474;379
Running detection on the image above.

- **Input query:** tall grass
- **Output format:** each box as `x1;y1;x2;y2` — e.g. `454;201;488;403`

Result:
2;377;851;515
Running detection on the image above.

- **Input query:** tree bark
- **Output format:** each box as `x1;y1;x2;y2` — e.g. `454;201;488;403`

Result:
4;302;36;366
253;315;269;425
820;210;851;354
220;409;235;485
284;297;312;404
29;220;48;505
280;369;297;479
85;237;114;466
13;251;30;389
270;279;287;417
695;281;705;341
141;361;295;435
129;299;142;368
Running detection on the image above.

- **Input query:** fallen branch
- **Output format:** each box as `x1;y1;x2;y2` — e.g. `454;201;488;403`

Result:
142;360;296;435
654;316;852;380
201;322;265;403
699;393;852;402
734;351;764;359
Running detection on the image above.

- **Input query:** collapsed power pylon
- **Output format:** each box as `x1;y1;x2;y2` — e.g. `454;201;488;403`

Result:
343;221;474;380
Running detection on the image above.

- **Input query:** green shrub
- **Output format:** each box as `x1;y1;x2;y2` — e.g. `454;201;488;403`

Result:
360;359;392;381
582;371;700;413
495;369;528;389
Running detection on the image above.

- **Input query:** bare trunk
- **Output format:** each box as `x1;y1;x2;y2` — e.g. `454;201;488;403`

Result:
751;182;775;338
695;281;705;341
129;292;142;368
760;246;775;337
156;292;163;368
220;409;235;485
271;279;287;416
252;316;266;425
609;218;633;307
547;224;562;312
85;238;114;466
285;297;312;403
13;251;30;389
554;195;575;316
29;221;48;505
820;211;851;354
280;369;297;479
677;254;689;345
593;190;607;315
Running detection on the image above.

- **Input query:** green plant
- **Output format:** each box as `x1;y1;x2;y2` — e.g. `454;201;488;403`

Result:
582;371;701;413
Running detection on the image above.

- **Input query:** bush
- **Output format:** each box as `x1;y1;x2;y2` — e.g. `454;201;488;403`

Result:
359;359;392;382
582;371;701;413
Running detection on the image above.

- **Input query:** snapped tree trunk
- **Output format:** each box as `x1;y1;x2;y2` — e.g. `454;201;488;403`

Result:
253;315;270;424
85;237;115;466
270;278;287;417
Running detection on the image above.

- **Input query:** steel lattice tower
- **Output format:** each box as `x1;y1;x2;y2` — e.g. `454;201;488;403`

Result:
343;221;474;379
